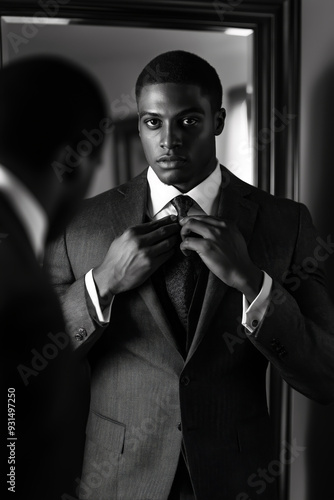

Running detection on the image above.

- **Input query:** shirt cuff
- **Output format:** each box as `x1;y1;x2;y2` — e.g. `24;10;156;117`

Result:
242;271;272;334
84;269;113;324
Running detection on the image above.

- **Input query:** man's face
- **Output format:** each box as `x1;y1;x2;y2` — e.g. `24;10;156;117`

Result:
137;83;225;192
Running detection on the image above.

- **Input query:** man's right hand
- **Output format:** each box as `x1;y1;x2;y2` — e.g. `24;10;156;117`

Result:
93;215;180;297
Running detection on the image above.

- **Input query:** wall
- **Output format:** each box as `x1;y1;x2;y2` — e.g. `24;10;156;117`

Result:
289;1;334;499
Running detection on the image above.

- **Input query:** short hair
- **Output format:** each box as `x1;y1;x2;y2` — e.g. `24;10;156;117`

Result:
135;50;223;111
0;55;109;174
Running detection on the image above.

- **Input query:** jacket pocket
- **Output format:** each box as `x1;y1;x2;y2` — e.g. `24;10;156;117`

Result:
86;410;126;454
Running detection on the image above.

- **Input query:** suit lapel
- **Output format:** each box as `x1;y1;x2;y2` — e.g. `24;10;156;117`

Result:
115;169;148;229
116;170;183;357
186;166;259;363
137;279;184;357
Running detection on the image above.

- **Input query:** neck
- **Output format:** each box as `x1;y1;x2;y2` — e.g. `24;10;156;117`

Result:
172;158;217;193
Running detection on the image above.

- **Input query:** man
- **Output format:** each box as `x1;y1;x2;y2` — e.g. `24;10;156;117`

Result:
45;51;334;500
0;56;109;499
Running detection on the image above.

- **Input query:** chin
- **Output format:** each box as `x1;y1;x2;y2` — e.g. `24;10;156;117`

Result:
156;169;188;187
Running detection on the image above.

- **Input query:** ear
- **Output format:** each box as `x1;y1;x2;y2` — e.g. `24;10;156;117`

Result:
137;113;141;137
214;108;226;136
50;143;96;189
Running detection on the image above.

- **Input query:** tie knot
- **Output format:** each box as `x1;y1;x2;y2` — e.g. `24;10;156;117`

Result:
171;195;193;218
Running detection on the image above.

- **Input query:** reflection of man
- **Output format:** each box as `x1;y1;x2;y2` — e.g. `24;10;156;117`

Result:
45;51;334;500
0;56;109;499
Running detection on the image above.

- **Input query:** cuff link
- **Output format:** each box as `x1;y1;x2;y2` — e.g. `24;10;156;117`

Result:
75;327;87;341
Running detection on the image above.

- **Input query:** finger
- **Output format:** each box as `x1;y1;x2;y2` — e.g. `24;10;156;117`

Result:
180;218;222;240
148;234;179;257
180;247;193;257
141;222;180;246
180;215;229;228
180;236;217;258
135;215;178;234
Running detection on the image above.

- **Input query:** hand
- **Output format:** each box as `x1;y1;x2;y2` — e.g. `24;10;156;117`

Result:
179;215;263;302
93;215;180;296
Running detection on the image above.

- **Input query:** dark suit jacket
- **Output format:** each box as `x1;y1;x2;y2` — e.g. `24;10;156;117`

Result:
0;194;88;499
44;166;334;500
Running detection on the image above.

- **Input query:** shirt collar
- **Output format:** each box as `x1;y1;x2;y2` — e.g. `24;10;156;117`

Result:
147;160;221;217
0;164;48;259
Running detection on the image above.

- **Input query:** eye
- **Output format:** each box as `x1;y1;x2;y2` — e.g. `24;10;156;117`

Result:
182;117;199;127
144;118;161;129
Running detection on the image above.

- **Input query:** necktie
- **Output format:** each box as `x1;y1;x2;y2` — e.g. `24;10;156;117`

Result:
164;195;198;331
171;195;194;220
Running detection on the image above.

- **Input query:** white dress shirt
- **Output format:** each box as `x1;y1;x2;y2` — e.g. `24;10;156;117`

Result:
0;163;48;260
86;161;272;333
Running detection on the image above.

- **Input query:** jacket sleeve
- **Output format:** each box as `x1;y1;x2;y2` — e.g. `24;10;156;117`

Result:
44;231;107;357
248;203;334;404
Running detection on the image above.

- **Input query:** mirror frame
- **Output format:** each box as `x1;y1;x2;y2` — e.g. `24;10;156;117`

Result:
0;1;301;499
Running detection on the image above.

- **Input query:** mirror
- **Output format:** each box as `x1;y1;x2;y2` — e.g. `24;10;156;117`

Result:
0;2;300;499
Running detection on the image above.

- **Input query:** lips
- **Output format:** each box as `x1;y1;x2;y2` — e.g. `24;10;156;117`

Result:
157;155;187;168
157;155;186;162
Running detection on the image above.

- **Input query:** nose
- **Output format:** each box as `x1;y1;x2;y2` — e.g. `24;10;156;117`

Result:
160;123;181;150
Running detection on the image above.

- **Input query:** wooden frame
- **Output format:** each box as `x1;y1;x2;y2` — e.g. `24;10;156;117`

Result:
0;2;301;499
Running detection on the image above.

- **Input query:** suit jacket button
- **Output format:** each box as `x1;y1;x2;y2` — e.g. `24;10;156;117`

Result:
177;422;182;431
181;376;190;386
252;319;259;328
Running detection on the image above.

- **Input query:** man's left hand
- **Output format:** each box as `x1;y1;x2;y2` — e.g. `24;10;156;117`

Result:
180;215;263;303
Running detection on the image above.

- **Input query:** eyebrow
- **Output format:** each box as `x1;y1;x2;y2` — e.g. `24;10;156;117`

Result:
139;107;205;119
